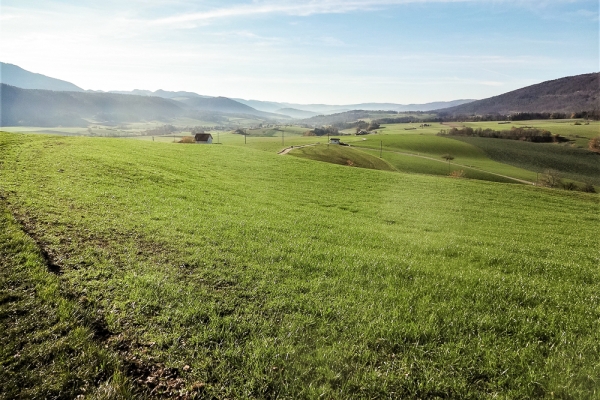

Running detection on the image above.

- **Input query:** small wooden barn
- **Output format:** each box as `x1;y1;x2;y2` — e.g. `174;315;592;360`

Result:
194;133;213;144
330;138;341;145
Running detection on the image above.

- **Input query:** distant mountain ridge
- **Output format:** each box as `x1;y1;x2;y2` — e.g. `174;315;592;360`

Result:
0;62;476;117
234;99;476;114
109;89;211;99
0;84;289;126
276;108;319;119
0;62;84;92
438;73;600;115
3;62;596;125
0;84;184;126
179;96;289;119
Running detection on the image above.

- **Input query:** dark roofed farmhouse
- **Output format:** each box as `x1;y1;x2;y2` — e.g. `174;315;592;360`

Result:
194;133;213;144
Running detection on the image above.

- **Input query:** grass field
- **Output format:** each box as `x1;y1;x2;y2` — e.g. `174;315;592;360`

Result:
460;120;600;148
290;144;396;171
335;121;599;187
347;134;538;183
450;137;600;186
1;131;599;398
245;126;308;137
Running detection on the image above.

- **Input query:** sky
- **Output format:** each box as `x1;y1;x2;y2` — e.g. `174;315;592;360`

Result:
1;0;598;104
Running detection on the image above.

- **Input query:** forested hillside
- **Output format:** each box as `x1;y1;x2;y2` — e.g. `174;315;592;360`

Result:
439;73;599;115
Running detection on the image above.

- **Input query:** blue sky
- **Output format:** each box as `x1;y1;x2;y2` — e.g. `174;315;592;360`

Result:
1;0;598;104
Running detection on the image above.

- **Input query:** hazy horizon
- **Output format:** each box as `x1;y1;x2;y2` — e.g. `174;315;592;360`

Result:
1;0;598;104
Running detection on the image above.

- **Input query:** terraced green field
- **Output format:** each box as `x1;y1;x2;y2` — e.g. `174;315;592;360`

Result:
1;131;599;398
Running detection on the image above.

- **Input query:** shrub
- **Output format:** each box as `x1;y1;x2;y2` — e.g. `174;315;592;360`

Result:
539;169;562;188
367;122;380;131
589;136;600;153
561;181;577;191
449;170;465;178
581;183;597;193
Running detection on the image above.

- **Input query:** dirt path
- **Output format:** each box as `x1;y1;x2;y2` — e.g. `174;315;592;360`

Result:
278;143;320;155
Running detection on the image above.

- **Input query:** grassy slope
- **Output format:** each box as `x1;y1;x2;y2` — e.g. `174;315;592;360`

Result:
351;133;538;182
1;132;599;398
461;120;600;148
450;137;600;186
0;203;133;399
290;144;397;171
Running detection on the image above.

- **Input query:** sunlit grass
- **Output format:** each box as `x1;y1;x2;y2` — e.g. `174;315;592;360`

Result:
1;131;599;398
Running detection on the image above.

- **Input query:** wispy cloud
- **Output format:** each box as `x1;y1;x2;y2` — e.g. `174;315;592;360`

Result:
145;0;579;26
147;0;463;25
568;8;599;21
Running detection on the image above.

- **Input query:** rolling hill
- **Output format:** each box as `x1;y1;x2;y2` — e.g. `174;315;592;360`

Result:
0;84;184;126
1;131;598;398
180;96;289;119
438;72;599;115
109;89;211;99
275;107;318;119
0;62;475;119
0;84;288;127
236;98;476;114
0;62;84;92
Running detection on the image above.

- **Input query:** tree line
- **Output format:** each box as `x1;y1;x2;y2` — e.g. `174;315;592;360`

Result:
372;110;600;125
438;126;569;143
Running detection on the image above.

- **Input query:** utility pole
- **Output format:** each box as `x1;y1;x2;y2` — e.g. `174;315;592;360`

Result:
245;131;247;144
380;141;382;158
281;127;284;146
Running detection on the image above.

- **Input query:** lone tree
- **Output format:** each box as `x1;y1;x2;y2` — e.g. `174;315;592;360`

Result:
539;169;562;188
367;122;380;131
441;154;454;173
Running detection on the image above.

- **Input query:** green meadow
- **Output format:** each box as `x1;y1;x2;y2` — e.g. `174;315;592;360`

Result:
348;133;537;182
288;120;598;188
1;131;599;398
